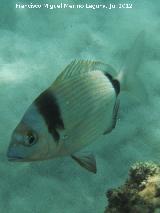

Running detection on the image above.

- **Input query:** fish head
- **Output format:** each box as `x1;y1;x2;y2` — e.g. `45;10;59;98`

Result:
7;104;59;162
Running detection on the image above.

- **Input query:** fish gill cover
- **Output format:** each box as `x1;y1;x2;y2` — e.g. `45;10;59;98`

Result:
0;0;160;213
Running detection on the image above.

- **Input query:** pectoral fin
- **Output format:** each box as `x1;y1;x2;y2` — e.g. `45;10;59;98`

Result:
103;98;120;135
71;153;97;174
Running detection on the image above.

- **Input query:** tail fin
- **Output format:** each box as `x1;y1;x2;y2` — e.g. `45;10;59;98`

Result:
116;31;147;101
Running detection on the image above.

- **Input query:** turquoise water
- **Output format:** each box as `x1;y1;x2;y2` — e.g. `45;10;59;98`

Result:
0;0;160;212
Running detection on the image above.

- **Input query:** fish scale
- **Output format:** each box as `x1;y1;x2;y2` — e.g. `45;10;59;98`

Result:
50;71;116;154
52;71;115;133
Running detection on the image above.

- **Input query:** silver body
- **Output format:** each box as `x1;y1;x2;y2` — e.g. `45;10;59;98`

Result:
7;60;117;164
52;70;116;156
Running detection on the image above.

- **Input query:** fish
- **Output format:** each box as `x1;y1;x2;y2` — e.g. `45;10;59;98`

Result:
7;33;145;173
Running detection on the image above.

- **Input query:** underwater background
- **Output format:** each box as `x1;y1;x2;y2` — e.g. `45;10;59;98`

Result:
0;0;160;212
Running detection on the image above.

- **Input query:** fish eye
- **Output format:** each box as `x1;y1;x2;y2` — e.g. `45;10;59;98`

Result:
24;132;37;146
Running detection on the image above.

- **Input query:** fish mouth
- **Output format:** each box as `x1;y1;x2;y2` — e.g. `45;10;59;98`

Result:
8;156;24;161
7;147;25;162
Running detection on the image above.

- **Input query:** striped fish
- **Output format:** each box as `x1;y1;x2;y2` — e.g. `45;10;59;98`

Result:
7;60;120;173
7;31;144;174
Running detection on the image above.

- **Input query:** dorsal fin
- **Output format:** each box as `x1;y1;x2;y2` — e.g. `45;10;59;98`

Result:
54;60;117;83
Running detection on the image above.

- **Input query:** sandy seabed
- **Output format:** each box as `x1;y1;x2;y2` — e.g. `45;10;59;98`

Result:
0;0;160;212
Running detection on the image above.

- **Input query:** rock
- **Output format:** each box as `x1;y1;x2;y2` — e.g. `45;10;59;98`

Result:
105;162;160;213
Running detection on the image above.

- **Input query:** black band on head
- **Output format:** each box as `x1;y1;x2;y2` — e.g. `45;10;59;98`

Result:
34;89;64;142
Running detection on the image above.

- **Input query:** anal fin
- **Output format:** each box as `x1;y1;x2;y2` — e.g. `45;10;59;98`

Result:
71;153;97;174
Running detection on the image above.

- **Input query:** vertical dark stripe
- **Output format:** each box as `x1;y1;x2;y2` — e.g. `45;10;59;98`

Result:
34;89;64;142
105;73;120;95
